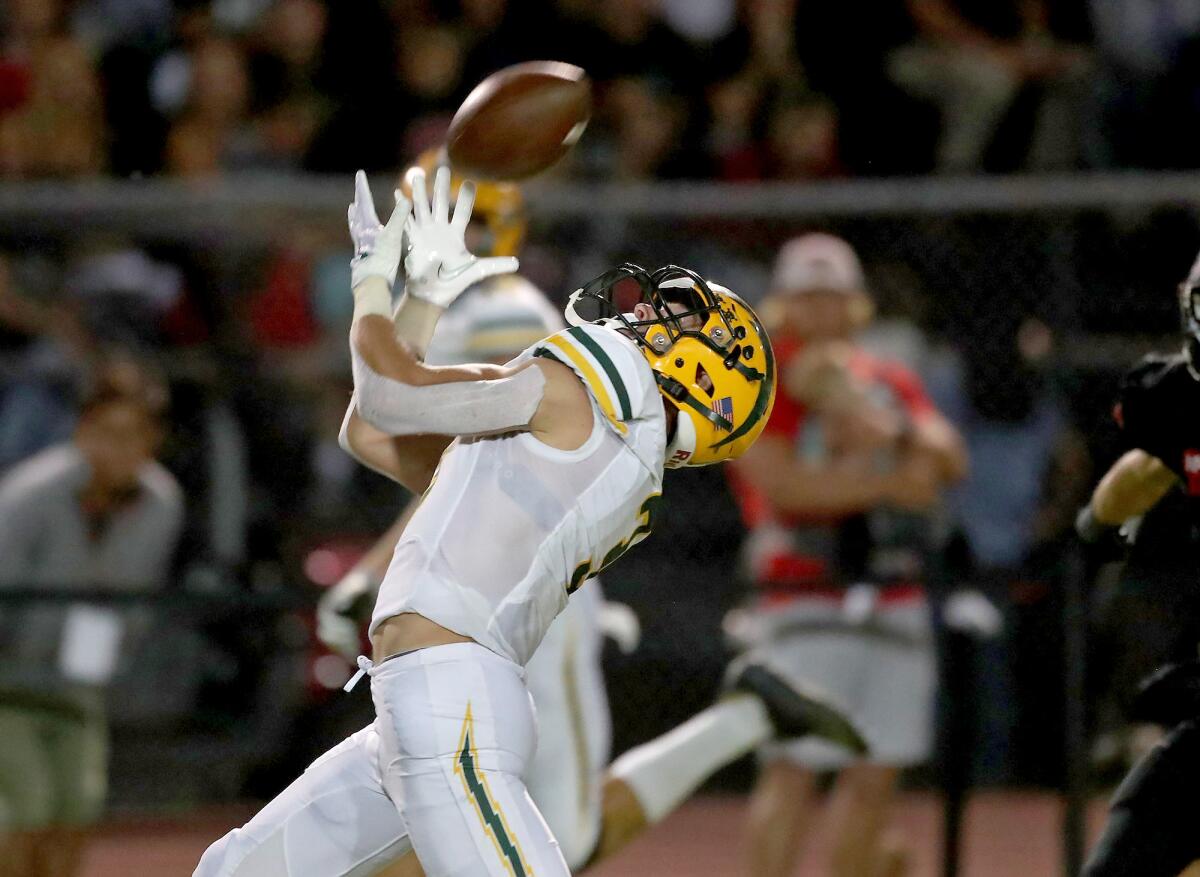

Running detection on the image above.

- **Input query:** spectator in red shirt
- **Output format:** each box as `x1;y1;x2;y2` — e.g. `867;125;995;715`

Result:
730;234;966;877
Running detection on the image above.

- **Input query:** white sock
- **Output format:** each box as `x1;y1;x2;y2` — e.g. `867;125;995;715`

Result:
607;693;772;824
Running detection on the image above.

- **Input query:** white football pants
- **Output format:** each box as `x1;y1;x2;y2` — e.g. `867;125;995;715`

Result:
195;639;589;877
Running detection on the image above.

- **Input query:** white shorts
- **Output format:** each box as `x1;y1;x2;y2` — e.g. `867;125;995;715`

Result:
369;641;569;876
193;725;410;877
752;586;937;770
195;597;611;876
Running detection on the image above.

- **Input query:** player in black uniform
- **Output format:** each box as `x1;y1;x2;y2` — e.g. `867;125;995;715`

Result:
1076;251;1200;877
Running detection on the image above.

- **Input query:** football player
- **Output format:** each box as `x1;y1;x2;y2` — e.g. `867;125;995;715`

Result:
314;157;633;871
195;167;864;877
1076;249;1200;877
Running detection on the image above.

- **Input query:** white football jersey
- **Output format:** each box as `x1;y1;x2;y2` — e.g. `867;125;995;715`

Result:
369;322;667;665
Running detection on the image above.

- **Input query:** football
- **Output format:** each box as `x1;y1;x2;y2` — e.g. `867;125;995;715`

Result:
446;61;591;181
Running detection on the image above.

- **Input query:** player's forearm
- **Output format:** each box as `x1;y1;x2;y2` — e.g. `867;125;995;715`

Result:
391;291;445;361
352;313;426;386
1091;450;1178;525
763;464;895;516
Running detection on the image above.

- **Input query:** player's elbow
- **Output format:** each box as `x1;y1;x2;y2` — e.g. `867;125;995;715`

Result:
351;318;428;386
338;409;376;463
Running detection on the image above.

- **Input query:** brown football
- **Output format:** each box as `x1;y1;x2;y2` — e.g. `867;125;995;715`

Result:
446;61;591;181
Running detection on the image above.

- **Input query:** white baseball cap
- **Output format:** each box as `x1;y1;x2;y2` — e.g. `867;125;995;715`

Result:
771;233;865;295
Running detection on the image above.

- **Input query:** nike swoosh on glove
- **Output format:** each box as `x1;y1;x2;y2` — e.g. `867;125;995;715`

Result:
403;165;518;309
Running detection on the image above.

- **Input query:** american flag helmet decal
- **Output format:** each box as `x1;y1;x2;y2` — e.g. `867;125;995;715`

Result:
714;396;734;429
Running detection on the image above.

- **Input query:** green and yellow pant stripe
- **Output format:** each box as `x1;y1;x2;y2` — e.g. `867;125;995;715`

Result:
454;704;534;876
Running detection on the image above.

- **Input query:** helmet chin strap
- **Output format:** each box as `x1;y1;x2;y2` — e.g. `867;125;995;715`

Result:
664;402;698;468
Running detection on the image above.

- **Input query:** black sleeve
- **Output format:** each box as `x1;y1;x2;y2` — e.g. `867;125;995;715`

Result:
1083;720;1200;877
1114;355;1177;457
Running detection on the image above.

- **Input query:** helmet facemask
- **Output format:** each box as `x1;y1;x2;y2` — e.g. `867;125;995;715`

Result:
1181;253;1200;380
565;263;776;467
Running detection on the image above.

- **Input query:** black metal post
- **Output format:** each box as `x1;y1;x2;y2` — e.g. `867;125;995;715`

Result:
1063;544;1089;875
941;623;968;877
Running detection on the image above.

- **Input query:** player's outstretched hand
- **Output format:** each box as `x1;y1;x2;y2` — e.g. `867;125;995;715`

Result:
1074;504;1132;561
598;601;641;654
348;170;409;291
403;166;518;308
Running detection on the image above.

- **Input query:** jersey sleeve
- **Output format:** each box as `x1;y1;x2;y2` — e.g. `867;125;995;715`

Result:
532;323;657;433
1115;354;1176;453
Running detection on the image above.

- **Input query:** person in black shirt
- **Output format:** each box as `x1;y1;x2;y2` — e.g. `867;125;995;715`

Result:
1076;250;1200;877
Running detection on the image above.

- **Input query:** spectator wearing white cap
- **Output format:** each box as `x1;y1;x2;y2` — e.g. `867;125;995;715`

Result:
729;234;967;877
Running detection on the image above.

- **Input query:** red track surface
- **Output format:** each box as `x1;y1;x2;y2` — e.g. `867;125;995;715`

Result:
83;792;1109;876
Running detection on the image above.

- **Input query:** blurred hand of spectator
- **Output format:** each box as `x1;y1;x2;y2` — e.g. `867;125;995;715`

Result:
885;450;944;511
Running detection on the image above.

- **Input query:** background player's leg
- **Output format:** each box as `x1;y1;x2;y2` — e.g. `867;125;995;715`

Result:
523;586;611;870
742;612;865;877
824;763;901;877
371;645;569;877
744;759;820;877
194;726;412;877
588;656;861;870
822;600;936;877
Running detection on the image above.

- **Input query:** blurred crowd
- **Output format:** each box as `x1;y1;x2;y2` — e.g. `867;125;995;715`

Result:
3;0;1200;846
2;0;1200;180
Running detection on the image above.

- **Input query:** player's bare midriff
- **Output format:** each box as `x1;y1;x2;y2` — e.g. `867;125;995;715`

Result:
371;612;474;663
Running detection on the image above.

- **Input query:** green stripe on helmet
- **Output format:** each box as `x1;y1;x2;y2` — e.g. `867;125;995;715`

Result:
712;310;776;449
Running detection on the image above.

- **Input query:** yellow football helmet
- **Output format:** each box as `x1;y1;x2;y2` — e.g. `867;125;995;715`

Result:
565;264;777;468
401;149;526;258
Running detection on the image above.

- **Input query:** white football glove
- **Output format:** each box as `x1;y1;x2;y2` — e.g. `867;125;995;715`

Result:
348;170;409;291
598;600;641;654
316;568;376;661
403;166;518;308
